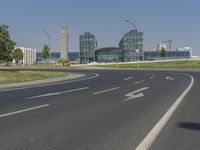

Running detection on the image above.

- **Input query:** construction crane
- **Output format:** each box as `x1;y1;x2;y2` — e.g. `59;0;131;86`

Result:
161;40;174;51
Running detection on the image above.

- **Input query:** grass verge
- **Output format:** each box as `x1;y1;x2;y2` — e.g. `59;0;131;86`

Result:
0;71;69;84
94;60;200;69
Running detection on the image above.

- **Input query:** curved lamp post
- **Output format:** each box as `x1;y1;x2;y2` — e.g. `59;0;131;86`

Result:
42;29;52;63
125;19;138;31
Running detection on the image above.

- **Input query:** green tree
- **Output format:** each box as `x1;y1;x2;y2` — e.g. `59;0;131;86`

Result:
13;48;23;64
58;58;69;66
0;24;16;64
41;44;50;62
160;47;167;58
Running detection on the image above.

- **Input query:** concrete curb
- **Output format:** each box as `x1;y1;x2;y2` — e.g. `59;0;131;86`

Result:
0;73;84;90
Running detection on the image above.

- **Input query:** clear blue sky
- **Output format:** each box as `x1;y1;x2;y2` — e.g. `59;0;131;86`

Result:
1;0;200;56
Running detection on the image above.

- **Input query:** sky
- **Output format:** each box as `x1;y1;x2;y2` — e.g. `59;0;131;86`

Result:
1;0;200;56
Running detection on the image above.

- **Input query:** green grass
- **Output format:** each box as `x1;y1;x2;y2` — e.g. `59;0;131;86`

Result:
0;71;69;84
94;60;200;69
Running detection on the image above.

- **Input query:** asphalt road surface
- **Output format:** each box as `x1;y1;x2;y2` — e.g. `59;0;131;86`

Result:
0;69;199;150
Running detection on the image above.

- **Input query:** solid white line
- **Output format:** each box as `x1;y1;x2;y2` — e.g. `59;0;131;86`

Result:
134;80;145;85
123;76;134;81
135;74;194;150
27;87;89;99
93;87;120;95
0;104;50;118
150;74;155;80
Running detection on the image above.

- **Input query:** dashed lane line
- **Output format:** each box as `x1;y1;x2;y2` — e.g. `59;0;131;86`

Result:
93;87;120;95
0;104;50;118
26;87;89;99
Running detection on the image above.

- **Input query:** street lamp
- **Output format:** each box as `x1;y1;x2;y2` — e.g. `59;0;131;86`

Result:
42;29;52;63
125;19;138;31
136;49;139;69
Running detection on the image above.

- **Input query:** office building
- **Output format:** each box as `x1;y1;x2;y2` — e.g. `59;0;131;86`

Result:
119;30;144;62
79;32;97;64
15;47;36;65
95;47;123;63
60;27;68;59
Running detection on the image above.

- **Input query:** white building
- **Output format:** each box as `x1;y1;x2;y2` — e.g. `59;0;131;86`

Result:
177;47;193;56
15;47;36;65
155;43;168;51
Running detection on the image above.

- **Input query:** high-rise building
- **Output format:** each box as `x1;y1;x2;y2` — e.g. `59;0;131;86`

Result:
79;32;97;64
60;27;68;59
119;30;143;62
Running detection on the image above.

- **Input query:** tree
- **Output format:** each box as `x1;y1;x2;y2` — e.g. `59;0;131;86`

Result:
0;24;16;64
41;44;50;62
13;48;23;64
58;58;69;66
160;47;167;58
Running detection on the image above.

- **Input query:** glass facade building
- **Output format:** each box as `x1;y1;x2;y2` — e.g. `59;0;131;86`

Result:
144;50;191;61
119;30;144;62
95;47;123;63
79;32;97;64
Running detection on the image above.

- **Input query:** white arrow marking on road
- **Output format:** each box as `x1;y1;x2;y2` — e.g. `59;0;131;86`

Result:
150;74;155;80
166;76;175;80
123;87;150;101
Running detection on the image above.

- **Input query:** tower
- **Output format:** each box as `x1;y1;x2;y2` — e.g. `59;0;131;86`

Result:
60;27;68;59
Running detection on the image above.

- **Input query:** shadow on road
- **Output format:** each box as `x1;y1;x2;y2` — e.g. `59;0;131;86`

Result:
178;122;200;131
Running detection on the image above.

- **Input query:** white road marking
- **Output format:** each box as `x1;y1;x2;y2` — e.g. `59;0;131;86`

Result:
166;76;175;80
135;74;194;150
123;76;134;81
134;80;145;85
26;87;89;99
123;87;150;101
93;87;120;95
0;104;50;118
150;74;155;80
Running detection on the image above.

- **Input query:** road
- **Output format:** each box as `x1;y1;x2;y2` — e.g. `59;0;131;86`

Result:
0;69;199;150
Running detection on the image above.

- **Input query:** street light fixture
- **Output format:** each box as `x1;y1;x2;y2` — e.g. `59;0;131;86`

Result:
125;19;138;31
42;29;52;63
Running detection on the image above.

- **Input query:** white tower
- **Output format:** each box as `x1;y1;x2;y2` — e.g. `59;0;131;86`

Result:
60;27;68;59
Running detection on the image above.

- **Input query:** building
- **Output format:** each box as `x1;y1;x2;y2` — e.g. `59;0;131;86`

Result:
155;43;168;51
36;52;79;63
144;50;192;61
60;27;68;59
119;30;143;62
95;47;123;63
15;47;36;65
79;32;97;64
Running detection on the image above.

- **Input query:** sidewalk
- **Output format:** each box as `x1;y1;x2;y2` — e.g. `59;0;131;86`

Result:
0;73;84;90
